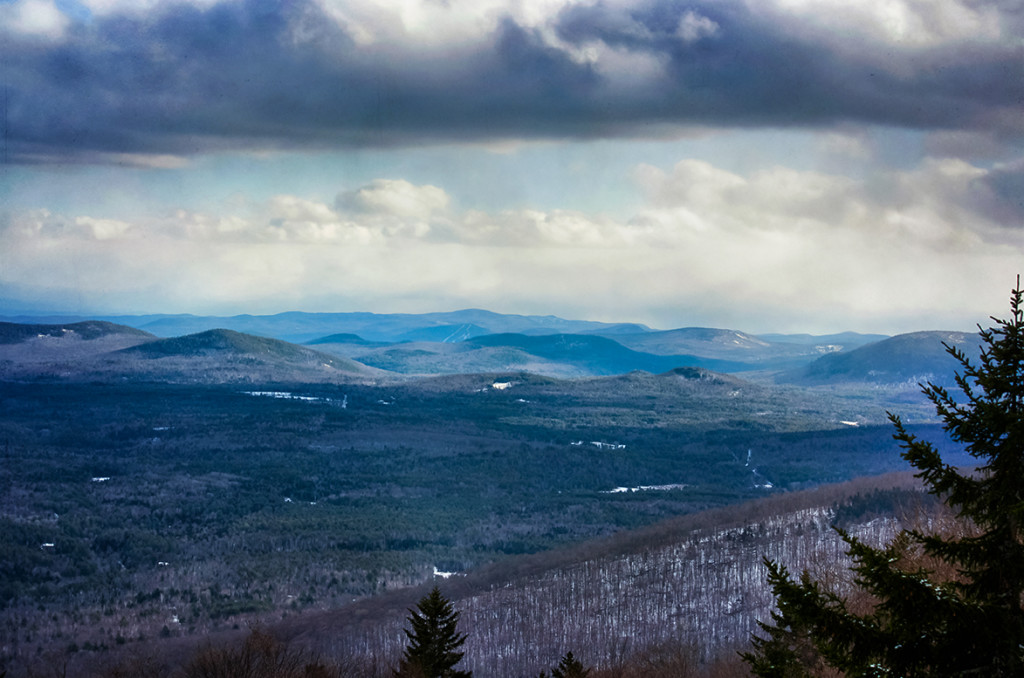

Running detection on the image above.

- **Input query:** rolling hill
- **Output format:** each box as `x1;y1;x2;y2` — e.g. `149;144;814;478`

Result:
783;330;979;385
320;333;754;377
116;329;381;383
0;324;381;384
757;330;889;348
0;320;153;344
124;328;331;360
394;323;489;343
306;332;378;346
607;326;830;367
0;320;156;378
463;333;752;374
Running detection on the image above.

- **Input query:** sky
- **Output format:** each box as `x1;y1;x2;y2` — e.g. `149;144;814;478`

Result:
1;0;1022;334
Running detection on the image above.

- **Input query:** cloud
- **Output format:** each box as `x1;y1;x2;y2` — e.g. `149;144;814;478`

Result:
2;163;1022;331
675;10;720;42
267;195;338;224
337;179;450;217
2;0;1021;164
0;0;70;40
758;0;1009;49
968;160;1024;225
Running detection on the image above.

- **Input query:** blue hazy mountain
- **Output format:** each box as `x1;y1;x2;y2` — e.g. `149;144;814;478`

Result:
782;331;979;386
461;333;748;375
5;312;975;384
0;324;378;383
308;332;754;377
756;331;888;348
48;309;657;344
606;327;863;369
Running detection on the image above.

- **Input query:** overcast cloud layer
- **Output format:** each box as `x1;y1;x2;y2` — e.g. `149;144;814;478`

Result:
1;0;1022;333
4;0;1023;162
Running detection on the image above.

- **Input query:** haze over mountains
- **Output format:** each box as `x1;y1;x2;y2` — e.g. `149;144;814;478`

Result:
1;309;654;344
0;309;972;385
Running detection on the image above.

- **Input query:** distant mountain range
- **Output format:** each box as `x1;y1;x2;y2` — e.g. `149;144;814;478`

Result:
0;310;977;386
0;321;377;383
1;309;882;346
0;309;655;344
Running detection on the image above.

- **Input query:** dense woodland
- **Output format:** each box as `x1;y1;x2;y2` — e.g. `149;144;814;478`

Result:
0;368;963;676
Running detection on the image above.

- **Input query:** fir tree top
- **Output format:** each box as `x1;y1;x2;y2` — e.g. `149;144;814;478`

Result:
398;586;471;678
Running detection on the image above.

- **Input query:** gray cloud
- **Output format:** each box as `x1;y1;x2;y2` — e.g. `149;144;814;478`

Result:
3;0;1022;164
555;1;1023;128
971;161;1024;224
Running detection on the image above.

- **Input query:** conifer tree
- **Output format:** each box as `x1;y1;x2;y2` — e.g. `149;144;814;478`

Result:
541;651;591;678
744;280;1024;677
396;586;471;678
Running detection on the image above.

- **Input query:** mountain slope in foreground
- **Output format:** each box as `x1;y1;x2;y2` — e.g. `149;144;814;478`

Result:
57;472;936;678
275;472;936;676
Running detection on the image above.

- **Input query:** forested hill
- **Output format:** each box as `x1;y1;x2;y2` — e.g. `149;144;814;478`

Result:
124;328;346;363
0;325;380;383
0;320;153;343
783;330;977;386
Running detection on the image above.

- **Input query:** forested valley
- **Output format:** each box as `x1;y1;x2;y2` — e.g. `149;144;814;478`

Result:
0;318;977;677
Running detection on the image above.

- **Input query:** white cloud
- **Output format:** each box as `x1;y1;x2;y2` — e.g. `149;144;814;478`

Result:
676;10;719;42
74;216;134;240
338;179;450;218
2;161;1022;332
0;0;69;39
757;0;1007;48
314;0;583;47
619;155;1021;329
267;195;338;224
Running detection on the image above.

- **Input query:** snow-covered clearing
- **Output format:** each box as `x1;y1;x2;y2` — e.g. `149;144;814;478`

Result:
570;441;626;450
243;390;337;404
601;483;688;494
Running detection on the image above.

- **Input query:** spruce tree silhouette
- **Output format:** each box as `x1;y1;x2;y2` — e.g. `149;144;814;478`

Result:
396;587;471;678
551;651;591;678
745;279;1024;676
